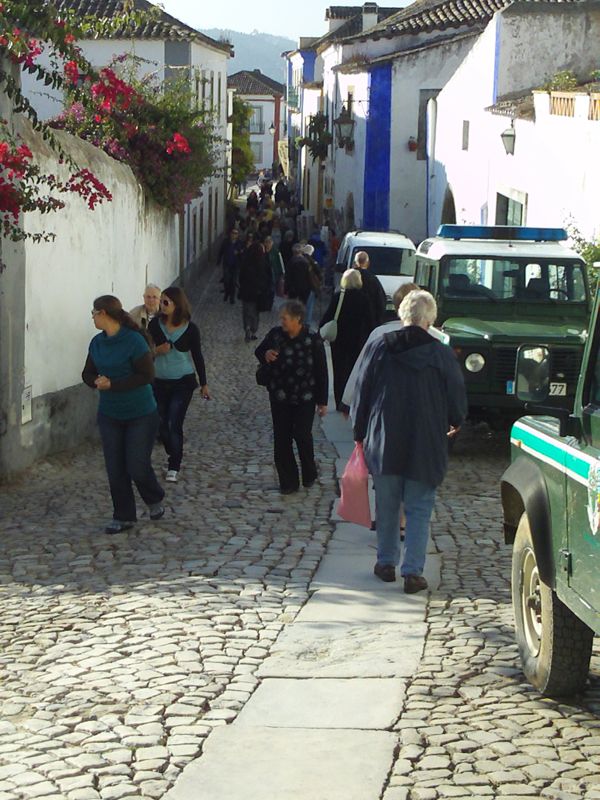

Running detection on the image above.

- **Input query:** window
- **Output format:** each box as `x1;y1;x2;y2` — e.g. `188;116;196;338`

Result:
249;106;264;135
210;71;215;110
417;89;439;160
218;73;222;121
192;209;197;260
214;190;219;232
416;259;432;288
199;206;204;247
462;120;469;151
250;141;263;163
496;193;523;226
441;257;587;303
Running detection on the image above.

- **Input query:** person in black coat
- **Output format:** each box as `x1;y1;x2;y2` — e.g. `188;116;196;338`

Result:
285;244;311;304
217;228;243;304
238;234;268;342
353;250;387;328
255;300;329;495
319;269;375;411
351;290;467;593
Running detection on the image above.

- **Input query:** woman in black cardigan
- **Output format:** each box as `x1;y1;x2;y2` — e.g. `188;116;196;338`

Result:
255;300;328;495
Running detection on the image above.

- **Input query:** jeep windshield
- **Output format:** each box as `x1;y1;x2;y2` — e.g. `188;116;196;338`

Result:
441;257;588;303
351;246;413;276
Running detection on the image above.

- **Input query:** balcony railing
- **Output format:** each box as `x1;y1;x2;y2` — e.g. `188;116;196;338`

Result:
248;121;265;135
287;88;300;110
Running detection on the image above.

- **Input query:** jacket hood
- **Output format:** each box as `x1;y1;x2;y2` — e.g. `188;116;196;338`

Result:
384;326;442;372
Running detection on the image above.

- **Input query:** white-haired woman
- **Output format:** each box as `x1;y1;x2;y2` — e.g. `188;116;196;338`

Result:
351;290;467;594
319;268;375;411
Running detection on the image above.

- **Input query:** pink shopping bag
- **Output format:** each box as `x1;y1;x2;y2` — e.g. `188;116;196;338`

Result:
338;442;371;528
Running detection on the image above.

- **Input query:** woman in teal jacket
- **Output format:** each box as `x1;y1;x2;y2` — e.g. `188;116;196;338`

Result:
82;295;165;534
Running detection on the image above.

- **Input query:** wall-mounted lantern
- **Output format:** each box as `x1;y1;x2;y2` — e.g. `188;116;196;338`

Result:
408;137;418;152
333;105;355;151
269;122;276;136
501;122;516;155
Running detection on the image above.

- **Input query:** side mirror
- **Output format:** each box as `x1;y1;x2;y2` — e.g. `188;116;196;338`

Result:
516;345;550;403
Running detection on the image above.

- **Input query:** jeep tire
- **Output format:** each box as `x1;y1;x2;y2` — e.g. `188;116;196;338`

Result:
512;513;593;697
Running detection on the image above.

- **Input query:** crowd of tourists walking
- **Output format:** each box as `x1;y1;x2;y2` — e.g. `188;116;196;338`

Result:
82;173;466;596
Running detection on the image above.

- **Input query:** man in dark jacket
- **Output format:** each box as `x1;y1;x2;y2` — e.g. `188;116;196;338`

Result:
353;251;387;328
238;235;268;342
285;243;312;304
351;289;467;593
217;228;243;305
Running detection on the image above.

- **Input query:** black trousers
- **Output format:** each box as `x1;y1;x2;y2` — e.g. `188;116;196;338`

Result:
270;401;318;491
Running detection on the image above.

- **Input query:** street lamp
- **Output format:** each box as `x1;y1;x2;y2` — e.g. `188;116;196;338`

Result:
333;105;355;151
501;122;516;155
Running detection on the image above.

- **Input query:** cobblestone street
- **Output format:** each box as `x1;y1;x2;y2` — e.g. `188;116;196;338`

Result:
1;270;600;800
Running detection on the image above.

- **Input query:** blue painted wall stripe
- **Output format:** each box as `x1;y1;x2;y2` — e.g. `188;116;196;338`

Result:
363;64;392;230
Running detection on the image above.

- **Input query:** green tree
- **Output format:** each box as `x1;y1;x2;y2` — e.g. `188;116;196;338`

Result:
229;95;254;198
566;218;600;293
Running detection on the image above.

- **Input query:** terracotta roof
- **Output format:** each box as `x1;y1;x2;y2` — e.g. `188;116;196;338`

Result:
228;70;285;96
56;0;233;53
315;5;402;48
346;0;582;39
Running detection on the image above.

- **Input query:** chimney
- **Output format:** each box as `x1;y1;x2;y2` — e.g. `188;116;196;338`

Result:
362;2;378;31
326;7;350;33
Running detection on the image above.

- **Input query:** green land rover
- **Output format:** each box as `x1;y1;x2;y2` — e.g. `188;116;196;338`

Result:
501;294;600;696
415;225;590;428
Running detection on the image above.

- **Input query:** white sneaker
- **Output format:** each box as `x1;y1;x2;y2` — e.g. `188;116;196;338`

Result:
165;470;179;483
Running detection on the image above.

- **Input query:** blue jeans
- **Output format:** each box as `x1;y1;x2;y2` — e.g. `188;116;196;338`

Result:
154;378;195;471
372;475;436;576
97;410;164;522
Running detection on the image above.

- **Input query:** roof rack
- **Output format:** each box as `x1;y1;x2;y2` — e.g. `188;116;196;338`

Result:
437;225;568;242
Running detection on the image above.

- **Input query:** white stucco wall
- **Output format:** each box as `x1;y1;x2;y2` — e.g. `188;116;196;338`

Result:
497;5;600;97
20;40;166;121
389;33;479;243
432;6;600;241
21;128;179;401
240;95;278;171
331;69;369;230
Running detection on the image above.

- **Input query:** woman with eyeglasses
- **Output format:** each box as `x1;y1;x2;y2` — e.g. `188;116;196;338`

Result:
82;295;165;534
148;287;210;483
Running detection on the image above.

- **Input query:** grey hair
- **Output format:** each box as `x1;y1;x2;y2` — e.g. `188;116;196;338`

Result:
340;268;363;290
399;289;437;327
145;283;161;293
354;251;369;268
280;299;305;322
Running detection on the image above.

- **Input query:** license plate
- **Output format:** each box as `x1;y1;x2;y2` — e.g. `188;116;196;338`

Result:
549;382;567;397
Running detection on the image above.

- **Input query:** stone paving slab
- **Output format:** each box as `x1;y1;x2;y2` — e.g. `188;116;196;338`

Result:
293;586;428;624
257;621;427;678
328;522;376;552
235;677;406;729
320;411;355;444
164;726;397;800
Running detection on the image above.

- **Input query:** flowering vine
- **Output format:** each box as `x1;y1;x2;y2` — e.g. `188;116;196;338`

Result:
0;1;216;245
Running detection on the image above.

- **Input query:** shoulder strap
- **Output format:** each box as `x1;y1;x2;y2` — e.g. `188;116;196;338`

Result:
333;289;345;322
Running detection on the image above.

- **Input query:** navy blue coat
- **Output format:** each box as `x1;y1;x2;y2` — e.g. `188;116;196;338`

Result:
351;326;467;487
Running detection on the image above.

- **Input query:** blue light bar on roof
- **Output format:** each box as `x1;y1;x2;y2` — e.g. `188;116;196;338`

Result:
437;225;568;242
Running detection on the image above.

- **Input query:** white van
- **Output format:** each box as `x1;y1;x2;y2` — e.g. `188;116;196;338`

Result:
336;230;417;311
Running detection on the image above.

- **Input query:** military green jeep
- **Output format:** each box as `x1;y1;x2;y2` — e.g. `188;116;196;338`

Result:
415;225;590;428
501;302;600;696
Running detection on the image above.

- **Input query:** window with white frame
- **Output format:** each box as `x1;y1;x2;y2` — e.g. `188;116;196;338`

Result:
249;106;264;135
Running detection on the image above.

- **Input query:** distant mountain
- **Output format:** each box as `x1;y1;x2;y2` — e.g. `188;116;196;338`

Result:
202;29;295;84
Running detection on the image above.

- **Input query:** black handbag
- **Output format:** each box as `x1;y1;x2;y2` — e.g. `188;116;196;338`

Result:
256;363;271;387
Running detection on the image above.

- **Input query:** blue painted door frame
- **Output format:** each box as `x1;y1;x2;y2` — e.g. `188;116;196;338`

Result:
363;63;392;231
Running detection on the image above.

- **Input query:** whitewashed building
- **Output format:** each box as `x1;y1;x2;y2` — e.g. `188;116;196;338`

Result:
20;0;233;276
429;2;600;243
228;70;285;173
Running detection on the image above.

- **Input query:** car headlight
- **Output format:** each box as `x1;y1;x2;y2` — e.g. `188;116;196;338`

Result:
465;353;486;373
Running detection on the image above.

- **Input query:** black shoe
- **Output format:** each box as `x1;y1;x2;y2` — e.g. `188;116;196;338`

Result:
303;479;316;489
404;574;428;594
400;526;405;542
250;334;258;340
105;520;135;535
374;563;396;583
149;504;165;521
280;486;299;495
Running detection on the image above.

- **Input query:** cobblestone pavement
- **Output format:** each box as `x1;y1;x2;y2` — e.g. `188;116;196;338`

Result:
2;270;600;800
0;272;337;799
384;428;600;800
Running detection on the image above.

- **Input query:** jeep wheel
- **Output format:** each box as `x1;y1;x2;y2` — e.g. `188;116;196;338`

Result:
512;513;593;697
